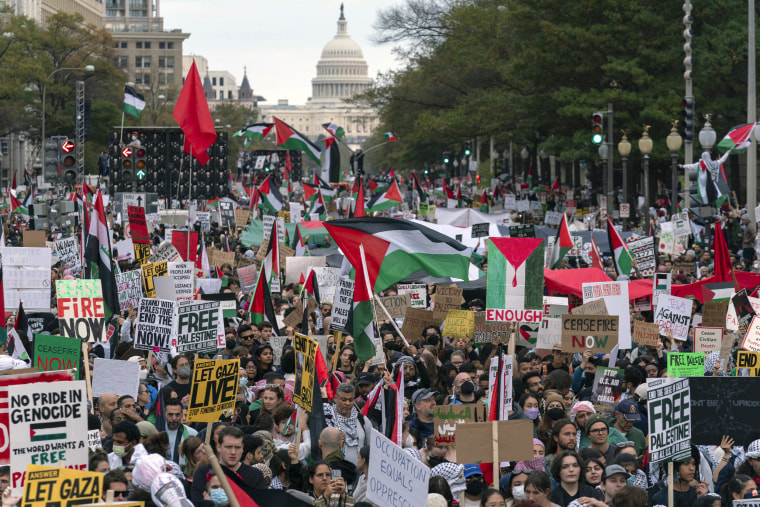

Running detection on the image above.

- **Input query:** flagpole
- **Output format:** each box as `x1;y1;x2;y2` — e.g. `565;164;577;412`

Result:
119;112;125;147
188;146;192;261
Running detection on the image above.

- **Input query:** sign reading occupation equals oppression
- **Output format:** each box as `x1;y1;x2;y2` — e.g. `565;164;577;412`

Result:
486;238;544;322
134;298;175;352
56;279;105;342
174;301;222;354
647;376;691;463
187;358;239;423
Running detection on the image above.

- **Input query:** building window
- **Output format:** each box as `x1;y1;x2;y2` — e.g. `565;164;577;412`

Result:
167;42;174;49
144;42;151;49
136;41;142;48
119;56;128;68
135;56;142;67
219;77;224;86
143;56;151;68
228;90;232;99
167;72;174;83
158;56;165;68
135;73;143;84
158;73;166;85
159;42;165;49
144;73;151;84
120;41;127;48
166;56;174;68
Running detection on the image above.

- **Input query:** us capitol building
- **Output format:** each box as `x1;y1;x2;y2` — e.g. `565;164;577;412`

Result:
258;5;379;150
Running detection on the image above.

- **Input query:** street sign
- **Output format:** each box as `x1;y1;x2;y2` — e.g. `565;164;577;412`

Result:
122;193;146;209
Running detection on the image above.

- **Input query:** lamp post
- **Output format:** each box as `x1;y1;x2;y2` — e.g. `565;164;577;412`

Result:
618;131;631;209
598;143;609;207
41;65;95;175
667;122;683;216
540;149;548;186
698;114;716;151
521;146;529;187
638;126;653;210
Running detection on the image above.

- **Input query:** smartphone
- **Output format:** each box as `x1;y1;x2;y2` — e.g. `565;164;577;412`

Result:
331;470;341;480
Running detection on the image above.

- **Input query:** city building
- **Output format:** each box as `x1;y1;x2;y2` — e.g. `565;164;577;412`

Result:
0;0;103;27
182;55;261;110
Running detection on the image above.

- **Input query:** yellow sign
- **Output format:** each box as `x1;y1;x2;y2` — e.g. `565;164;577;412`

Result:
737;350;760;376
293;332;318;412
187;358;239;423
133;242;151;263
21;465;103;507
141;260;168;298
442;310;475;338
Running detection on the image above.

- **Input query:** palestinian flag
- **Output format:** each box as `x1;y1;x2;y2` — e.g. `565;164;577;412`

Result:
8;301;30;364
307;189;326;217
366;180;403;213
85;189;119;322
549;213;573;269
607;216;633;277
354;179;366;218
123;86;145;118
349;247;377;362
369;179;379;192
263;220;281;293
0;257;6;345
410;173;428;204
258;175;284;213
480;189;489;212
486;238;544;311
442;179;454;199
297;220;329;246
300;268;321;304
717;122;758;153
233;123;273;140
361;378;384;417
313;174;336;201
322;122;345;139
30;421;66;442
320;138;341;184
250;265;281;335
696;154;731;207
384;132;397;142
383;366;404;445
552;177;560;193
274;117;321;164
590;233;604;271
9;192;27;215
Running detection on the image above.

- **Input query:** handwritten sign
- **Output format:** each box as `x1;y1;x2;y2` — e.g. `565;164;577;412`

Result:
633;320;661;347
56;279;105;342
329;278;353;333
667;353;705;377
293;333;317;412
694;327;723;354
433;404;488;446
442;309;475;338
116;269;142;312
473;312;510;344
373;294;411;321
654;295;693;341
560;314;619;353
647;377;691;462
397;283;427;309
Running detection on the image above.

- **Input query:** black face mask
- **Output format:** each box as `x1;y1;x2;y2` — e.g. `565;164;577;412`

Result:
225;339;236;350
465;479;484;497
547;407;565;421
584;373;595;386
427;456;448;468
460;381;475;395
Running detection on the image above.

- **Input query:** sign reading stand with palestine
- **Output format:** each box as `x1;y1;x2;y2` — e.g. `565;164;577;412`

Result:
187;358;239;423
293;333;318;412
56;279;105;342
486;238;544;323
647;376;691;462
134;298;175;352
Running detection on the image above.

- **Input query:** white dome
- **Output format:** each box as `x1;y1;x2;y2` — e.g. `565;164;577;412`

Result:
320;33;364;59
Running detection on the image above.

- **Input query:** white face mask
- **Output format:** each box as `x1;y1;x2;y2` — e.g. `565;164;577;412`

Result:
512;485;526;501
404;435;415;448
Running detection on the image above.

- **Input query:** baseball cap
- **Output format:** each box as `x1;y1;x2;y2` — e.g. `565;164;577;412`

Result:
616;399;641;421
603;464;630;481
463;463;483;478
411;388;437;406
357;372;375;386
634;384;648;402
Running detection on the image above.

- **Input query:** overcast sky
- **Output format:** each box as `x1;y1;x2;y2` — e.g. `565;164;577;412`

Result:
160;0;405;105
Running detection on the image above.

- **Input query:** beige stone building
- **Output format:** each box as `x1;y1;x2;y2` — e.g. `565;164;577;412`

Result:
0;0;103;27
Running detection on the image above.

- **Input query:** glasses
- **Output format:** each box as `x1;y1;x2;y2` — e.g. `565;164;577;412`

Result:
240;334;254;340
111;491;127;498
616;441;635;448
589;427;608;434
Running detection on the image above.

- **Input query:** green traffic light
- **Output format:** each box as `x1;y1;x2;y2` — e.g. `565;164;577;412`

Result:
592;133;603;144
136;169;146;181
465;149;471;156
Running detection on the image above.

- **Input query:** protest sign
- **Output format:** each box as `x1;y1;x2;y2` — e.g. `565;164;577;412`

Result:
442;309;474;338
368;429;430;507
691;377;760;444
397;283;427;309
329;279;353;333
87;429;101;452
54;237;81;276
237;264;259;295
652;273;671;308
737;351;760;376
33;334;81;379
455;420;534;464
167;261;194;300
187;358;239;423
127;205;150;262
151;242;182;264
647;376;691;462
508;224;535;238
283;298;317;330
20;465;103;507
115;270;141;313
56;279;105;342
400;308;443;342
270;335;288;368
536;317;562;349
235;209;250;229
202;293;237;319
432;287;464;321
434;404;489;446
544;211;563;226
134;298;175;352
0;247;52;311
473;312;510;344
543;296;569;318
582;281;631;348
373;294;411;321
653;295;693;341
197;211;211;232
488;355;513;418
633;320;661;347
626;236;656;276
141;260;168;299
284;256;326;285
471;223;490;238
694;326;723;354
734;290;758;337
504;194;516;210
486;238;544;323
667;353;705;377
742;316;760;352
153;277;177;301
591;366;624;417
219;200;235;229
91;358;139;399
174;301;222;354
570;299;608;316
703;300;729;329
293;333;318;412
8;381;88;494
170;231;198;262
196;278;223;295
313;267;340;303
560;315;618;353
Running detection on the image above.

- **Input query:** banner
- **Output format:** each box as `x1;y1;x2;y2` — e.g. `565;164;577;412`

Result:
20;465;103;507
187;358;239;423
293;332;318;412
142;260;168;299
0;247;52;311
433;404;488;446
368;429;430;507
116;270;142;312
56;279;105;342
647;376;691;462
174;301;222;354
33;334;81;379
560;314;618;353
134;298;175;352
8;381;88;495
486;238;544;322
653;295;693;341
591;366;624;418
53;237;81;277
397;283;427;309
582;281;631;348
667;353;705;377
329;279;354;333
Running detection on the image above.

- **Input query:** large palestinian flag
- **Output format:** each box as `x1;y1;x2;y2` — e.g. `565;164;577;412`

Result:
486;238;544;312
85;189;119;322
274;117;321;164
257;175;283;213
366;180;403;213
250;265;281;335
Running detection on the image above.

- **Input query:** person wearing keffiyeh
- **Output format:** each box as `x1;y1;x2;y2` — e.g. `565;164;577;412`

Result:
323;383;373;464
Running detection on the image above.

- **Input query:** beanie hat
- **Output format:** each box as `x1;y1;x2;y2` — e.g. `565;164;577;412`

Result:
584;414;609;435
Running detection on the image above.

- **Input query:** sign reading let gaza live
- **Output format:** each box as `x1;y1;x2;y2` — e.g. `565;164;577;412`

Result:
56;279;105;342
486;238;544;323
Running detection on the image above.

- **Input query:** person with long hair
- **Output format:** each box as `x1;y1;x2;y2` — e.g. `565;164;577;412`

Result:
303;461;353;506
549;450;602;506
180;436;207;480
249;385;284;426
268;449;291;490
253;343;275;382
538;392;567;444
335;345;357;381
524;471;560;507
720;474;755;507
650;451;708;507
482;488;507;507
518;393;541;436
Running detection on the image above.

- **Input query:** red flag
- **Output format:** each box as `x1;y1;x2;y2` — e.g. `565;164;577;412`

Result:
284;151;292;181
590;233;604;271
369;179;378;192
552;177;560;193
713;219;736;287
10;173;16;191
172;60;217;166
354;179;366;218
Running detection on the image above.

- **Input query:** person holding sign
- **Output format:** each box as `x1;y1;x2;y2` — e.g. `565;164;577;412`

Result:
650;450;708;507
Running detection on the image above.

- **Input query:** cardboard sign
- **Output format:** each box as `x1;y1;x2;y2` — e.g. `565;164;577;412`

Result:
20;465;103;507
329;278;353;333
471;223;490;238
235;209;251;229
9;381;89;495
653;295;693;341
571;299;608;316
432;292;464;321
737;351;760;376
442;309;475;338
633;320;661;347
91;358;140;399
237;264;259;295
400;308;443;343
486;238;544;323
134;298;175;352
151;242;182;264
115;270;142;312
22;231;47;248
703;301;729;330
455;420;534;465
187;358;239;423
582;281;631;348
174;301;221;354
560;314;619;353
284;256;326;285
647;377;691;462
373;294;411;321
397;283;427;309
433;404;489;446
207;248;235;269
667;352;705;377
56;279;105;343
694;326;724;354
368;429;430;507
293;333;318;412
141;260;168;299
591;366;624;418
473;312;511;344
33;334;81;379
54;237;81;276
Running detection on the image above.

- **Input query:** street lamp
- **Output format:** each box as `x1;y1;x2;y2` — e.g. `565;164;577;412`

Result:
618;131;631;212
41;65;95;178
539;149;548;185
698;114;716;151
638;126;653;209
666;121;683;216
521;146;529;186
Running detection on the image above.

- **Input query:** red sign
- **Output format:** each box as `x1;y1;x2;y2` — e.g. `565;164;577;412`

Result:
121;147;132;158
171;231;199;262
127;206;149;244
61;141;75;153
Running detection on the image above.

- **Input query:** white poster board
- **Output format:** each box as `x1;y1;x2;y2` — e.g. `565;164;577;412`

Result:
367;429;430;507
581;281;631;348
92;358;140;399
0;247;52;311
653;295;693;341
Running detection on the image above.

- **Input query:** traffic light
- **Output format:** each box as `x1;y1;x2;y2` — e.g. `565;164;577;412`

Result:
120;146;135;182
43;139;59;183
476;174;481;184
682;97;695;141
591;113;604;144
464;141;471;157
134;147;147;182
60;140;77;184
443;151;450;164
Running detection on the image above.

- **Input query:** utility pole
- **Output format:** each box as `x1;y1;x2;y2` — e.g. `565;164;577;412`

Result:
748;0;757;221
607;103;614;209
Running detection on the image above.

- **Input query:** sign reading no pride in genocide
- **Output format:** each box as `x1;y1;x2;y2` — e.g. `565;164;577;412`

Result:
134;298;175;352
187;358;239;423
647;376;691;462
56;279;105;342
368;429;429;507
174;301;221;353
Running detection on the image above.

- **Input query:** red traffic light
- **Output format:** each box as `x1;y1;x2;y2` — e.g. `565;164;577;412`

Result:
61;140;75;153
122;147;133;158
136;148;146;157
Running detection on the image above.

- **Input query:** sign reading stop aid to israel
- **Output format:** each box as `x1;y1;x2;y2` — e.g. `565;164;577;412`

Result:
486;238;544;323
